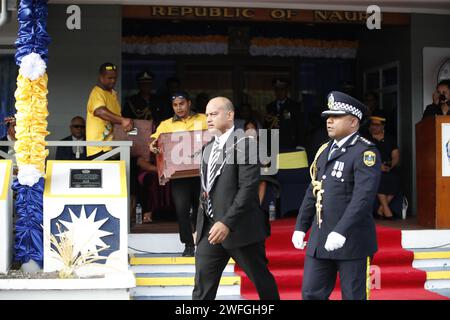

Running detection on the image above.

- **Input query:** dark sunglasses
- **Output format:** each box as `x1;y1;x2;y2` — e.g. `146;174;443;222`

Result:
71;125;85;129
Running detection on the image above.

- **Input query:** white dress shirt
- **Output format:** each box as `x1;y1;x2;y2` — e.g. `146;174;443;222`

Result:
207;126;235;187
331;131;357;149
72;136;84;159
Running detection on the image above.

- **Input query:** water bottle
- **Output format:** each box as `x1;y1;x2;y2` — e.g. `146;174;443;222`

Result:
269;201;276;221
136;203;142;224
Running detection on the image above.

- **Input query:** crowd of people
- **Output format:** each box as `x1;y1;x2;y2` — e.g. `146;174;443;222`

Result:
3;60;450;300
0;62;411;228
11;64;450;250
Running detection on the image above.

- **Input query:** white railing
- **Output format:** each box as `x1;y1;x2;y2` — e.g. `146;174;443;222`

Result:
0;0;9;28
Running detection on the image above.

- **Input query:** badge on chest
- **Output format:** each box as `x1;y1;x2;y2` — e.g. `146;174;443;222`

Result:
331;161;345;178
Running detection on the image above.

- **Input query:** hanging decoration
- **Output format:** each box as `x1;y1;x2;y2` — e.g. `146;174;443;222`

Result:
13;0;51;269
122;35;358;58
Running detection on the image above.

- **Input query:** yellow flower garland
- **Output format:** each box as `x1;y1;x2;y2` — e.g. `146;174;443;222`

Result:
14;72;49;174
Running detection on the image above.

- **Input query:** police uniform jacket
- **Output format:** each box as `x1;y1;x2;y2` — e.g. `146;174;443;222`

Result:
265;98;304;149
295;133;381;260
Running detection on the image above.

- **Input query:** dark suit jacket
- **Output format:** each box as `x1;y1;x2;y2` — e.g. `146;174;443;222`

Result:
295;133;381;260
55;136;87;160
196;129;269;250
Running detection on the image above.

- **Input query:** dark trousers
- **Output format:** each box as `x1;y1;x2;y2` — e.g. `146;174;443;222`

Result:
302;255;370;300
170;177;200;246
192;219;280;300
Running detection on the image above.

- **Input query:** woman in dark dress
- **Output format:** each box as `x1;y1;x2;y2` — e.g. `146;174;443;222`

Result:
136;152;173;223
369;115;401;220
136;121;173;223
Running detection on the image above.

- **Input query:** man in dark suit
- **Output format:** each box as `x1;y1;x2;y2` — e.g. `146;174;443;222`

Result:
292;91;381;300
264;78;304;150
55;116;87;160
192;97;279;300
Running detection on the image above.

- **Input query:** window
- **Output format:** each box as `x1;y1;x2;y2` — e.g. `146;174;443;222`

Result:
364;62;400;141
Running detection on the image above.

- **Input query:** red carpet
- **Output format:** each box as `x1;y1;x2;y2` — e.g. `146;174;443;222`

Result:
235;218;448;300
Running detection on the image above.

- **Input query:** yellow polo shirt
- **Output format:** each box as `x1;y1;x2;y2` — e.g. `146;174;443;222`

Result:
86;85;121;157
151;113;207;140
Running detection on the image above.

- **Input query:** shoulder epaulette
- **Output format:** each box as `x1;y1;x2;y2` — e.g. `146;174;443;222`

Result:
358;135;374;146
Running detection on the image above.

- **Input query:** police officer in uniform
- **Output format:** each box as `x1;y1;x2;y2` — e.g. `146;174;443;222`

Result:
123;71;165;123
123;71;161;221
291;91;381;300
264;78;304;150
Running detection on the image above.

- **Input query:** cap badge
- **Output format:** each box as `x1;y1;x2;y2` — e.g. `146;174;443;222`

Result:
328;94;335;110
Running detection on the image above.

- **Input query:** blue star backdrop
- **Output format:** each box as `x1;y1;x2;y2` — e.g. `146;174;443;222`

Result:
50;204;120;263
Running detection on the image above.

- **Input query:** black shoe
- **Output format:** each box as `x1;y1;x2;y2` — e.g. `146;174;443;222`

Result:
182;245;195;257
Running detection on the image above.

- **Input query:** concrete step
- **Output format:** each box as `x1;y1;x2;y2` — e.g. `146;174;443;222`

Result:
413;250;450;269
129;234;184;254
130;264;235;274
414;251;450;259
425;279;450;290
130;253;235;266
129;253;241;299
129;254;235;274
411;250;450;291
135;272;240;287
430;289;450;298
412;248;450;253
402;230;450;250
425;269;450;280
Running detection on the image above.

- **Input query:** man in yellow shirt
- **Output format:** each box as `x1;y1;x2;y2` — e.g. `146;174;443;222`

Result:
149;94;207;144
149;91;207;256
86;62;134;158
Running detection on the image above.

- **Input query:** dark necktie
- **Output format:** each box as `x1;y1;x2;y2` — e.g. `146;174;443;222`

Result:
206;138;221;218
328;143;339;160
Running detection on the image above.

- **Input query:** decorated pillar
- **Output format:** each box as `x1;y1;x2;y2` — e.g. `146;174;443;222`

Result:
13;0;51;271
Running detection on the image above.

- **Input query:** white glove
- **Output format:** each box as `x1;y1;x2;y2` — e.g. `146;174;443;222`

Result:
324;232;346;252
292;231;306;250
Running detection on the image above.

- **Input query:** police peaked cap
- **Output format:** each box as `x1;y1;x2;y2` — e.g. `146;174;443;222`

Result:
136;71;154;82
321;91;368;121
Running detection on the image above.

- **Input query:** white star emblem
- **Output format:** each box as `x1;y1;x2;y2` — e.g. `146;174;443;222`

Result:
57;206;112;258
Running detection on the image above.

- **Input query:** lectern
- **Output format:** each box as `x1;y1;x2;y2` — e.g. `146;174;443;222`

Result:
416;116;450;228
